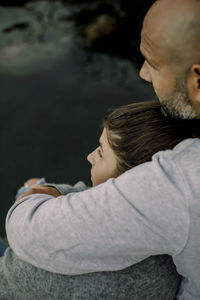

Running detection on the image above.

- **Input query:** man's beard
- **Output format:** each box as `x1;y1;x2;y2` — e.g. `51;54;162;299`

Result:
158;79;197;120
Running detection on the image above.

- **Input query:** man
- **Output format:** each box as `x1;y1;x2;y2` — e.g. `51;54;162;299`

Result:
139;0;200;120
5;0;200;299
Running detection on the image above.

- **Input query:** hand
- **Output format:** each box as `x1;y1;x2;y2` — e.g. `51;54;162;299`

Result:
24;178;41;187
15;185;61;203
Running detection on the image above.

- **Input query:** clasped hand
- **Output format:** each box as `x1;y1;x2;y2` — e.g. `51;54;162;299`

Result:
15;178;61;202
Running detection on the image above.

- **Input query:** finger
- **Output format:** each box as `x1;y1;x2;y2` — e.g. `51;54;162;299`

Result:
25;178;40;187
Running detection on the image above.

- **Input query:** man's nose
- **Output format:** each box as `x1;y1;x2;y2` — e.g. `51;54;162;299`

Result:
139;61;152;83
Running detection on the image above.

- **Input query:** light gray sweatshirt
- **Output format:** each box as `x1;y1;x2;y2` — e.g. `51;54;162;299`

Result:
6;138;200;300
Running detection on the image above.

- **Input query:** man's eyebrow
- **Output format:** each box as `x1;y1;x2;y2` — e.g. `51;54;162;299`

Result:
140;50;157;70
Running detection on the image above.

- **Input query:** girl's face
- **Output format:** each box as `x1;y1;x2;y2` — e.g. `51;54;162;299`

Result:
87;128;117;186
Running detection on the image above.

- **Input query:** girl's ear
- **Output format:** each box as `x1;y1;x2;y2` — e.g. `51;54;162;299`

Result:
187;64;200;115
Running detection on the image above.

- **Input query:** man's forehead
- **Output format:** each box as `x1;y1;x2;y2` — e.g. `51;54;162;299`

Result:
140;24;159;61
142;7;164;37
140;6;171;64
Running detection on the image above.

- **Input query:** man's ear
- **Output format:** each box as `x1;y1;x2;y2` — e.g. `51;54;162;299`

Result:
187;64;200;105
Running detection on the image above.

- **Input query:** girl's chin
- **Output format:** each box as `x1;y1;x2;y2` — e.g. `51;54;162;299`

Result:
91;177;98;187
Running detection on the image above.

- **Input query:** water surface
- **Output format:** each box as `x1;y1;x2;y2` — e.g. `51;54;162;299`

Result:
0;1;155;236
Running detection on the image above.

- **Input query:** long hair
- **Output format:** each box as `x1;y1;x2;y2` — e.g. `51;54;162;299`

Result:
103;101;200;176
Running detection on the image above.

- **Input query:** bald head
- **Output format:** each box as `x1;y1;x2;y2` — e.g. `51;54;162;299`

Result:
144;0;200;74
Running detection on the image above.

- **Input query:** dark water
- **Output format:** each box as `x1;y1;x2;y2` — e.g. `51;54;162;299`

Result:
0;1;155;236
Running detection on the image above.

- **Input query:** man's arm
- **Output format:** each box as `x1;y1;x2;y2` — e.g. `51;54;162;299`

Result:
6;154;189;275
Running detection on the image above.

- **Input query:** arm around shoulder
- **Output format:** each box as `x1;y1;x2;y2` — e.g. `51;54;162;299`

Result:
6;156;189;275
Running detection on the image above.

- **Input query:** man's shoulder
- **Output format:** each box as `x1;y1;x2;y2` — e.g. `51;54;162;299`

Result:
151;138;200;195
154;138;200;165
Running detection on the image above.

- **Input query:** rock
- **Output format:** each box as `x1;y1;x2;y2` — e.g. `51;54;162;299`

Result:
0;7;40;47
84;14;117;42
0;1;76;74
0;0;155;74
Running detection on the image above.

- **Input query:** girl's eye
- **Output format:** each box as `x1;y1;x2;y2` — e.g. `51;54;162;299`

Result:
97;148;103;158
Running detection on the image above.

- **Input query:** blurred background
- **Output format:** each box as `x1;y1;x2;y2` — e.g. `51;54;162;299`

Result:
0;0;156;237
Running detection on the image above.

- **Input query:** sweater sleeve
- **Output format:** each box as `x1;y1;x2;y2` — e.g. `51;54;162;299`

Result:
44;181;89;195
16;178;89;199
6;153;189;275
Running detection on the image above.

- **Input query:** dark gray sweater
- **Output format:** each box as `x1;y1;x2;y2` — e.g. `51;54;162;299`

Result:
0;247;180;300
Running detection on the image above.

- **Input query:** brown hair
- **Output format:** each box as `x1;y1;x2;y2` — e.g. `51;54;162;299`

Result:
103;101;200;176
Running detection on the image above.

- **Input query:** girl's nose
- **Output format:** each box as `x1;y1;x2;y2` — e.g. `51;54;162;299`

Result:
87;150;95;165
